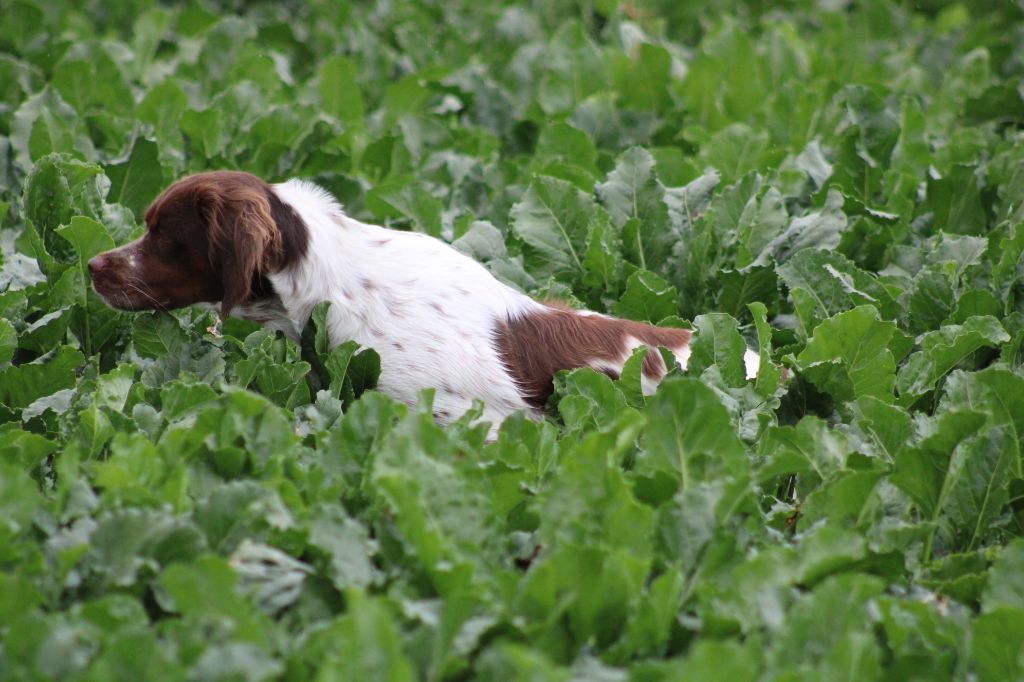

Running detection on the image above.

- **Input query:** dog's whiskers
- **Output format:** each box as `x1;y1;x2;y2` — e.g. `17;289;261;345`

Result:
124;280;168;312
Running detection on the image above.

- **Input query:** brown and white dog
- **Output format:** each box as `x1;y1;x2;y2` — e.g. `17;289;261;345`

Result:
89;171;759;431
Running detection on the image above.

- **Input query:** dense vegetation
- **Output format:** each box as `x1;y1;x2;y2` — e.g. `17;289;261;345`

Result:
3;0;1024;679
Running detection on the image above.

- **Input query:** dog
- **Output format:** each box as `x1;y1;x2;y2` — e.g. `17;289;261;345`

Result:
89;171;760;429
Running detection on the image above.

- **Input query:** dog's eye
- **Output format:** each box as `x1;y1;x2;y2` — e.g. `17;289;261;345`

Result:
153;232;180;256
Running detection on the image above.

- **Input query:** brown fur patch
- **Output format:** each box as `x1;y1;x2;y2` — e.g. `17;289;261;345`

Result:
146;172;285;316
91;171;309;316
494;305;691;408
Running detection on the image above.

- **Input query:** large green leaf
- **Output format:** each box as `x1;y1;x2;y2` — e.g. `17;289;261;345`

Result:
795;305;897;403
596;147;671;271
613;269;679;323
10;87;96;170
105;137;167;219
777;249;898;337
892;410;1016;557
317;55;365;126
511;175;599;280
687;313;747;387
637;377;748;485
0;346;84;410
896;316;1009;405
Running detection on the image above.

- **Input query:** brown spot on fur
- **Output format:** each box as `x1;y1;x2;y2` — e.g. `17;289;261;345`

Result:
360;277;377;291
641;347;667;380
494;305;691;409
372;238;391;246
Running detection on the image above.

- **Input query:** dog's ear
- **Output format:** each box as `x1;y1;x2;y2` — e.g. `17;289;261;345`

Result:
195;179;281;318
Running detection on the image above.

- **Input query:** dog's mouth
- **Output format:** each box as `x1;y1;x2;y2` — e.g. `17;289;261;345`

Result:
91;277;169;312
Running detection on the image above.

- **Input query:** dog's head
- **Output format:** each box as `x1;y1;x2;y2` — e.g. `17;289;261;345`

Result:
89;171;301;318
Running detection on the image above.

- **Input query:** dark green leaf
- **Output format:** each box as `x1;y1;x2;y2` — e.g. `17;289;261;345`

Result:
796;306;897;403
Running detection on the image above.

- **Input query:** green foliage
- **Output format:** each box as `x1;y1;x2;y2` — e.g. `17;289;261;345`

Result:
2;0;1024;679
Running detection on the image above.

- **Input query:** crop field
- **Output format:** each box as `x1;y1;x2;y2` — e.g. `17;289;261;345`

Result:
3;0;1024;679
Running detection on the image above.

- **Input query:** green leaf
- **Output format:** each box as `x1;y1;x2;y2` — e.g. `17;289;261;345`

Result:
452;221;507;262
614;43;671;110
555;368;631;432
699;123;770;182
132;313;190;359
796;306;897;403
22;154;125;260
940;369;1024;462
0;460;42;541
759;416;849;484
56;215;116;263
105;137;167;219
534;122;599;187
596;147;671;270
0;319;15;364
983;539;1024;612
158;555;266;641
308;505;380;590
749;302;781;396
638;377;748;485
850;396;914;461
0;346;84;410
664;170;720;234
537;22;606;115
777;249;898;337
318;55;365;126
180;108;225;159
10;87;96;169
904;264;956;336
668;640;759;682
160;380;218;421
921;164;987;235
769;575;885;678
896;316;1009;405
892;411;1015;556
687;313;747;387
763;189;847;264
92;509;207;589
891;410;986;523
0;424;57;467
365;177;443;236
941;426;1017;552
706;174;786;269
972;609;1024;682
315;592;417;682
511;175;596;279
613;269;679;323
580;210;625;299
716;267;778;321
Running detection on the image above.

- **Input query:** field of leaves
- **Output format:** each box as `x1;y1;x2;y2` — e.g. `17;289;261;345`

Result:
3;0;1024;679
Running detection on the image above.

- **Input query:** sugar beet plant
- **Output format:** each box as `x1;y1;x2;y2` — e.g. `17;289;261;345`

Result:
3;0;1024;679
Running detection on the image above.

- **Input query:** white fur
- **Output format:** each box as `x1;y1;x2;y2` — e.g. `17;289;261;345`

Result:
255;180;758;432
744;348;761;380
267;180;545;429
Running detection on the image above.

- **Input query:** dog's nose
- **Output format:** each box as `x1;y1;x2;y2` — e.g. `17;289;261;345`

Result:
87;253;108;278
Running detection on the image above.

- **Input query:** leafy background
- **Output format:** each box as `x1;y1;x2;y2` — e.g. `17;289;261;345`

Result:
3;0;1024;679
